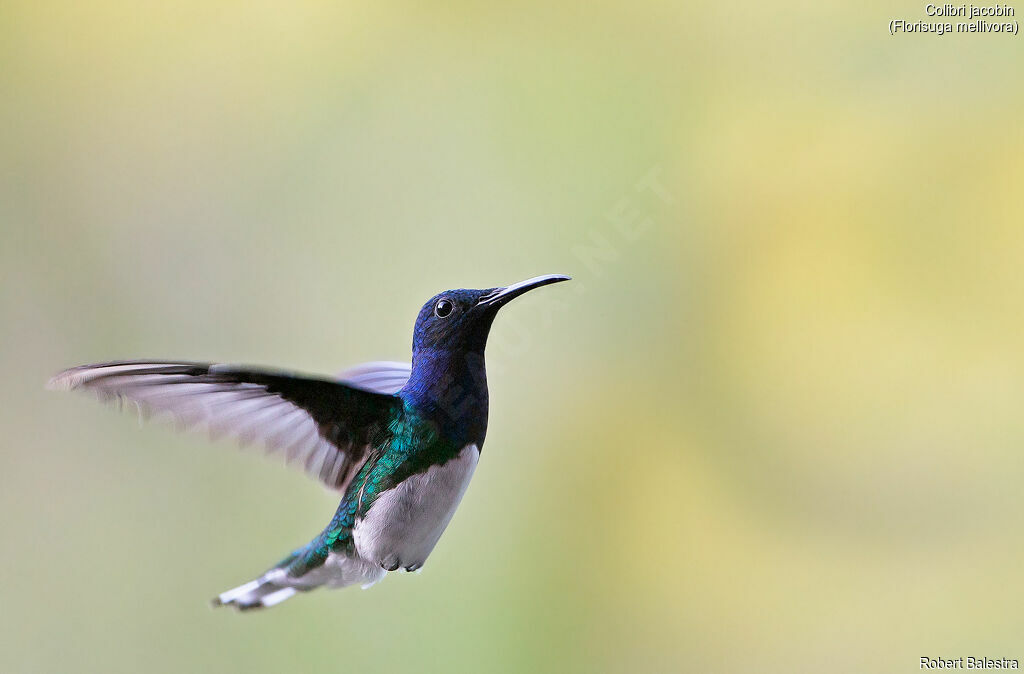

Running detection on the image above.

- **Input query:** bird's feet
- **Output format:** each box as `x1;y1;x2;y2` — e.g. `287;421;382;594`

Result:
378;556;423;573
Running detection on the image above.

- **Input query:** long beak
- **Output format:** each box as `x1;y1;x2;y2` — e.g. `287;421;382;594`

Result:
477;274;571;308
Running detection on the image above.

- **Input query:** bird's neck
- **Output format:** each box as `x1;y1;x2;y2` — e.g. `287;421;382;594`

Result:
403;348;489;442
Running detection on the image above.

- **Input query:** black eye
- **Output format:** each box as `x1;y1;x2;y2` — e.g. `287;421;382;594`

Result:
434;298;454;318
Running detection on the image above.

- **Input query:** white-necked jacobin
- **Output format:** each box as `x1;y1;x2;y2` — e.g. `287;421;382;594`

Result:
49;274;570;610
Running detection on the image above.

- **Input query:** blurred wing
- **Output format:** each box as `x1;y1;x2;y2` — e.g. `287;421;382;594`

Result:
336;361;411;394
48;360;401;491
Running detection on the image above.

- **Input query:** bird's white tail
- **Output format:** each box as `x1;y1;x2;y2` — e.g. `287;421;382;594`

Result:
213;569;299;611
213;553;386;611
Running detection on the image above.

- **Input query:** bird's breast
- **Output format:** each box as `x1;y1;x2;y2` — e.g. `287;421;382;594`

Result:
353;444;480;571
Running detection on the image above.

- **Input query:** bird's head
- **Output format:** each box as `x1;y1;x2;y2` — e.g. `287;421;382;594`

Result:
411;274;571;356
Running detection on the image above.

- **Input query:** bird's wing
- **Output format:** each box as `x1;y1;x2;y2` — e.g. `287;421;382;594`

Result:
336;361;411;394
48;360;402;492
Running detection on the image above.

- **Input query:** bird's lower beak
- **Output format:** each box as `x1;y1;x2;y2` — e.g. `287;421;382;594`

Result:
477;274;572;309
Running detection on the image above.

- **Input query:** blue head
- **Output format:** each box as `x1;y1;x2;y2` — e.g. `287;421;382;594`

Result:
402;274;570;433
410;274;571;358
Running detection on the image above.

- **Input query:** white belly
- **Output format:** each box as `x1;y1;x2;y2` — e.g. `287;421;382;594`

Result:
353;444;479;571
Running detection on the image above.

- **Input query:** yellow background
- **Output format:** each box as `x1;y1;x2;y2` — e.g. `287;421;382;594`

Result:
2;2;1023;672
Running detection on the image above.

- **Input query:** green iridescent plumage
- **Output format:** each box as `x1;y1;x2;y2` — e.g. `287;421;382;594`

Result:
279;403;460;577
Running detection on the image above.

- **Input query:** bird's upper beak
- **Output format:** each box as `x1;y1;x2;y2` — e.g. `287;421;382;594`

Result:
477;274;571;309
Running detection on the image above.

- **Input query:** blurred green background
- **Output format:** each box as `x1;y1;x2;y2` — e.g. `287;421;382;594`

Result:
3;2;1023;672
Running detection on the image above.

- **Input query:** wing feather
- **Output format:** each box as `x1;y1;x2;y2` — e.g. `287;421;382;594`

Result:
336;361;411;394
49;360;401;492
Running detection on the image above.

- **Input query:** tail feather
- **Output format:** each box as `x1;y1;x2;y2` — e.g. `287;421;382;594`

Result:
212;543;386;611
212;570;299;611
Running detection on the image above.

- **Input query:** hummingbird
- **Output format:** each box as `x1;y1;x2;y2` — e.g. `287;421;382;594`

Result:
48;274;570;610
